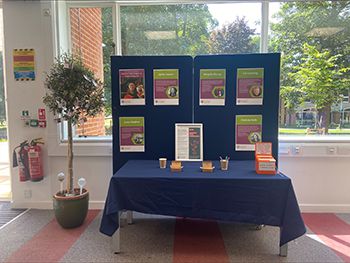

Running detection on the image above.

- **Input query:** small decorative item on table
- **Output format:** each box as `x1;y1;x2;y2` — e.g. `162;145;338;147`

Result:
255;142;276;175
201;161;214;173
159;158;167;169
170;161;182;172
220;156;229;170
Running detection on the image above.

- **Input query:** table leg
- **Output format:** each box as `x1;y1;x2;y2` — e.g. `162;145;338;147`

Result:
112;213;121;254
279;243;288;257
127;211;133;224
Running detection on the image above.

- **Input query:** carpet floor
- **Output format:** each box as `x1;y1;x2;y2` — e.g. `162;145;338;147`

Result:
0;210;349;263
0;202;26;228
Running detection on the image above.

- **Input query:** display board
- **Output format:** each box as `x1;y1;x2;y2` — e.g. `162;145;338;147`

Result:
193;54;280;162
112;54;280;173
112;56;193;173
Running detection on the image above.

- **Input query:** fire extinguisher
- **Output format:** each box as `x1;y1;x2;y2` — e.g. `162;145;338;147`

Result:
13;140;30;182
27;138;44;182
13;138;44;182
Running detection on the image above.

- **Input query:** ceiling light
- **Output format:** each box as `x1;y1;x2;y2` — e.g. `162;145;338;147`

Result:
145;31;176;40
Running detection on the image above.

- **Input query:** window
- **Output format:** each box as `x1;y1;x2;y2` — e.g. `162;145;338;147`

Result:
121;3;261;55
60;1;350;142
63;6;113;140
270;1;350;138
63;3;262;141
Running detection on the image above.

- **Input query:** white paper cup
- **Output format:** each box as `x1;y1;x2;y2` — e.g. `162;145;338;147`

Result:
220;160;228;170
159;158;167;169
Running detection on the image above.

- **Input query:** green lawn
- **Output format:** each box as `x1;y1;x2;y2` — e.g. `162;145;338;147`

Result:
279;128;350;135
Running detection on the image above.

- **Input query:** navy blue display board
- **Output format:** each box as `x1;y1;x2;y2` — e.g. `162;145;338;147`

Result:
112;56;193;173
193;54;280;162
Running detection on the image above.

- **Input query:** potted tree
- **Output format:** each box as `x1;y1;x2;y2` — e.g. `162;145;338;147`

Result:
43;53;104;228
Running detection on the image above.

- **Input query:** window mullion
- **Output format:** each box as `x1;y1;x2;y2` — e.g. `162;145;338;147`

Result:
260;1;269;53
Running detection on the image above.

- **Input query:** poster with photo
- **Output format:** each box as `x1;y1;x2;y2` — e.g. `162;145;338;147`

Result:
199;69;226;106
235;115;262;151
153;69;179;105
119;69;145;106
119;117;145;152
175;123;203;161
236;68;264;105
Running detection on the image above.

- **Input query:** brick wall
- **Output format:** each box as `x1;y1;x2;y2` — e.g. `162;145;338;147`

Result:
70;8;105;136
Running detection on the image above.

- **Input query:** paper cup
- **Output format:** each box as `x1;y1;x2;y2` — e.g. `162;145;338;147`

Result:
159;158;167;169
220;160;228;170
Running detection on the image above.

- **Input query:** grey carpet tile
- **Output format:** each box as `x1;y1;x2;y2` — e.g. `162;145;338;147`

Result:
0;201;26;228
1;210;349;263
219;222;343;263
0;209;54;262
61;212;175;263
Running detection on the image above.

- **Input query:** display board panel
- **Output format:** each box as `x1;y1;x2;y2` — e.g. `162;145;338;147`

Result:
112;56;193;173
193;53;280;162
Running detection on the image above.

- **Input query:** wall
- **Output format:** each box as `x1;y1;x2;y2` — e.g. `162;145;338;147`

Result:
3;1;350;213
4;1;52;208
70;7;105;137
3;1;111;209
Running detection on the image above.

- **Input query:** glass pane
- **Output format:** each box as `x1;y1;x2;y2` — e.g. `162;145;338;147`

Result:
121;3;261;56
269;2;350;137
66;7;113;139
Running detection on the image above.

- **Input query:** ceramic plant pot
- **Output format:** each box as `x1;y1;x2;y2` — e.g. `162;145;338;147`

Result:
53;188;89;228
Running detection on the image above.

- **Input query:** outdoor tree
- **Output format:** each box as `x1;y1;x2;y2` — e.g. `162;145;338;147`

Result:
208;17;258;54
102;8;114;118
270;1;350;130
291;43;350;133
280;86;303;127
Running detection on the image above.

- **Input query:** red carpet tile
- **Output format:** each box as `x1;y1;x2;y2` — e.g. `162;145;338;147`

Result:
173;218;229;263
5;210;100;263
303;213;350;263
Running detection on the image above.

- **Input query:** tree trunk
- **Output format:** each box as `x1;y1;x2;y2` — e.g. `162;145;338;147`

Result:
320;105;331;134
67;119;74;194
280;98;285;127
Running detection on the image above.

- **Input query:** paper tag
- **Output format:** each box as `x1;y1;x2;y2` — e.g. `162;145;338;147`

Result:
258;161;275;171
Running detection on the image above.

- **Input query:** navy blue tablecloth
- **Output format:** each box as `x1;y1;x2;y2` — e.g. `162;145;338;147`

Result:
100;160;306;246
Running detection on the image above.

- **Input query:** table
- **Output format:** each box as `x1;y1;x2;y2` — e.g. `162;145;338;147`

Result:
100;160;306;255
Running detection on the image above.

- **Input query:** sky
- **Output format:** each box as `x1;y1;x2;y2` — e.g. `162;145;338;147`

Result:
208;3;281;33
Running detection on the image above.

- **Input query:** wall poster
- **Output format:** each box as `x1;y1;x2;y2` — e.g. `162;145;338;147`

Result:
153;69;179;105
13;48;36;81
119;117;145;152
235;115;262;151
119;69;145;106
199;69;226;106
236;68;264;105
175;123;203;161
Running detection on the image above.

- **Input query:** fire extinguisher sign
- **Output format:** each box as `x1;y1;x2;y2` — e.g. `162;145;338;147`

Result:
38;108;46;120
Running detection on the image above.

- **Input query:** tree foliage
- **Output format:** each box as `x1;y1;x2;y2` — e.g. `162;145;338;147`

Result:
208;17;258;54
270;1;350;129
292;44;350;109
102;7;114;117
43;53;104;125
291;44;350;131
